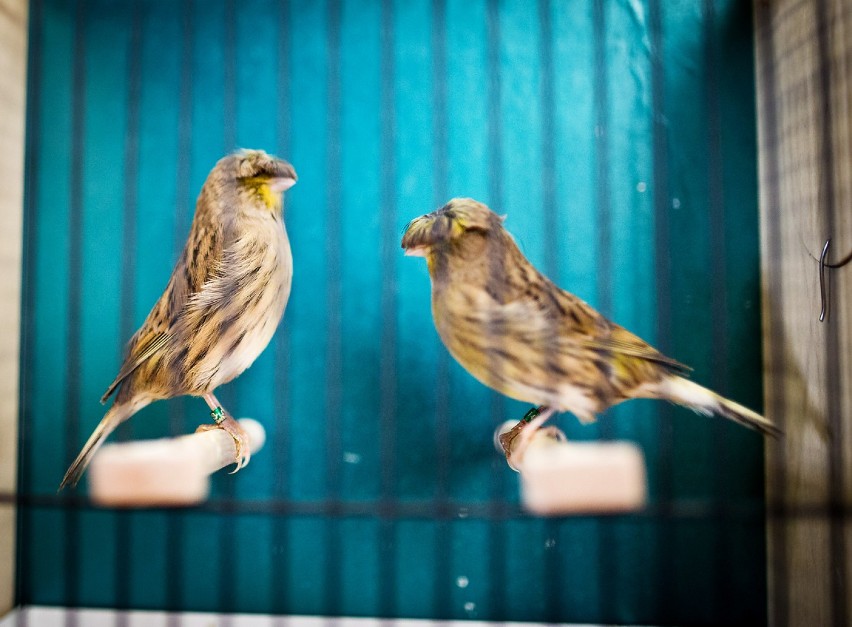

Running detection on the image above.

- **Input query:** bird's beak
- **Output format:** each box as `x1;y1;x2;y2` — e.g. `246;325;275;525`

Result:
404;246;428;257
269;177;297;193
401;215;436;256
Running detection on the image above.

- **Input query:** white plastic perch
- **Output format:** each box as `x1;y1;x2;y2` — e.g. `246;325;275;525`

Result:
88;418;265;508
495;419;647;515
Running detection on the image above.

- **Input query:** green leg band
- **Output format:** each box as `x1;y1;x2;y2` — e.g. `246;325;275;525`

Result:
211;406;225;424
521;406;542;423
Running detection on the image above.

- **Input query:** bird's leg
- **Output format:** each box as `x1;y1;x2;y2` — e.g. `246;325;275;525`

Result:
499;406;555;467
198;392;251;472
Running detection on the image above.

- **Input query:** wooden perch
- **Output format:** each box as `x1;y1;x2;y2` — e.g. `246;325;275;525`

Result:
495;420;647;515
88;418;266;508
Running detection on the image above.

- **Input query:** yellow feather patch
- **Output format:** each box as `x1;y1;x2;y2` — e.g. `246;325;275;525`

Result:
242;177;281;210
258;184;279;209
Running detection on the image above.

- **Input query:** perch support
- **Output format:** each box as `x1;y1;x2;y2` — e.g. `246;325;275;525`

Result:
495;419;647;515
88;418;266;508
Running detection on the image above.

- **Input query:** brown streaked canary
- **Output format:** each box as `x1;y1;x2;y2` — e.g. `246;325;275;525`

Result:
401;198;780;463
60;149;297;489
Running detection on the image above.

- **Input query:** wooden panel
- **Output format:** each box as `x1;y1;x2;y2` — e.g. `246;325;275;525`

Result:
0;0;27;616
755;0;852;625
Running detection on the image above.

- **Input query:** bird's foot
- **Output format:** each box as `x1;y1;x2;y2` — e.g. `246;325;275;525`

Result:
196;408;251;472
499;406;555;471
498;406;544;457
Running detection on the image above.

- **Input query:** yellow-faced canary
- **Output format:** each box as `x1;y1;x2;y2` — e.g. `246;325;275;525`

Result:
401;198;779;461
60;149;297;489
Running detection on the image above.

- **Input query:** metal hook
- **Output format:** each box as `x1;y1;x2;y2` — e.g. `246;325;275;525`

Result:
819;239;830;322
817;238;852;322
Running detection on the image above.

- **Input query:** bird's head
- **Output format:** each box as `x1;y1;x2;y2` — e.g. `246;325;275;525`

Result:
401;198;505;262
220;149;298;210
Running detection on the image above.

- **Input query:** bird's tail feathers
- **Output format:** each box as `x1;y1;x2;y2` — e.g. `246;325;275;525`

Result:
657;376;781;437
59;403;134;490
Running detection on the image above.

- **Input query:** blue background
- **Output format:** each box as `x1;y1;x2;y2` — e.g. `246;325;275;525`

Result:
18;0;766;623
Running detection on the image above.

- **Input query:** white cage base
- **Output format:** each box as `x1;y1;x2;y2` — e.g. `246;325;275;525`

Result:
0;606;633;627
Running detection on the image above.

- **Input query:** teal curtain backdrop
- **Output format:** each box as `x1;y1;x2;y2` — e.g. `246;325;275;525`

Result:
18;0;766;624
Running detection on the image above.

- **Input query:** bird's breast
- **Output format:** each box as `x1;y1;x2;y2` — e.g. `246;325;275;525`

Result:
191;220;292;391
226;224;292;360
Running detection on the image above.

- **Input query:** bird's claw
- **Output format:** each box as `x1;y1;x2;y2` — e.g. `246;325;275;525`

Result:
225;428;251;473
498;406;543;457
498;423;524;458
498;406;553;471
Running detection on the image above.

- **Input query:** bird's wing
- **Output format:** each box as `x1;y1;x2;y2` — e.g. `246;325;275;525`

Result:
174;187;243;315
576;326;691;375
100;330;171;403
100;205;228;403
171;208;230;306
487;289;690;375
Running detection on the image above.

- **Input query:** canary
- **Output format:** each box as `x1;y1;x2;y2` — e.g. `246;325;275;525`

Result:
60;149;297;489
401;198;780;463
